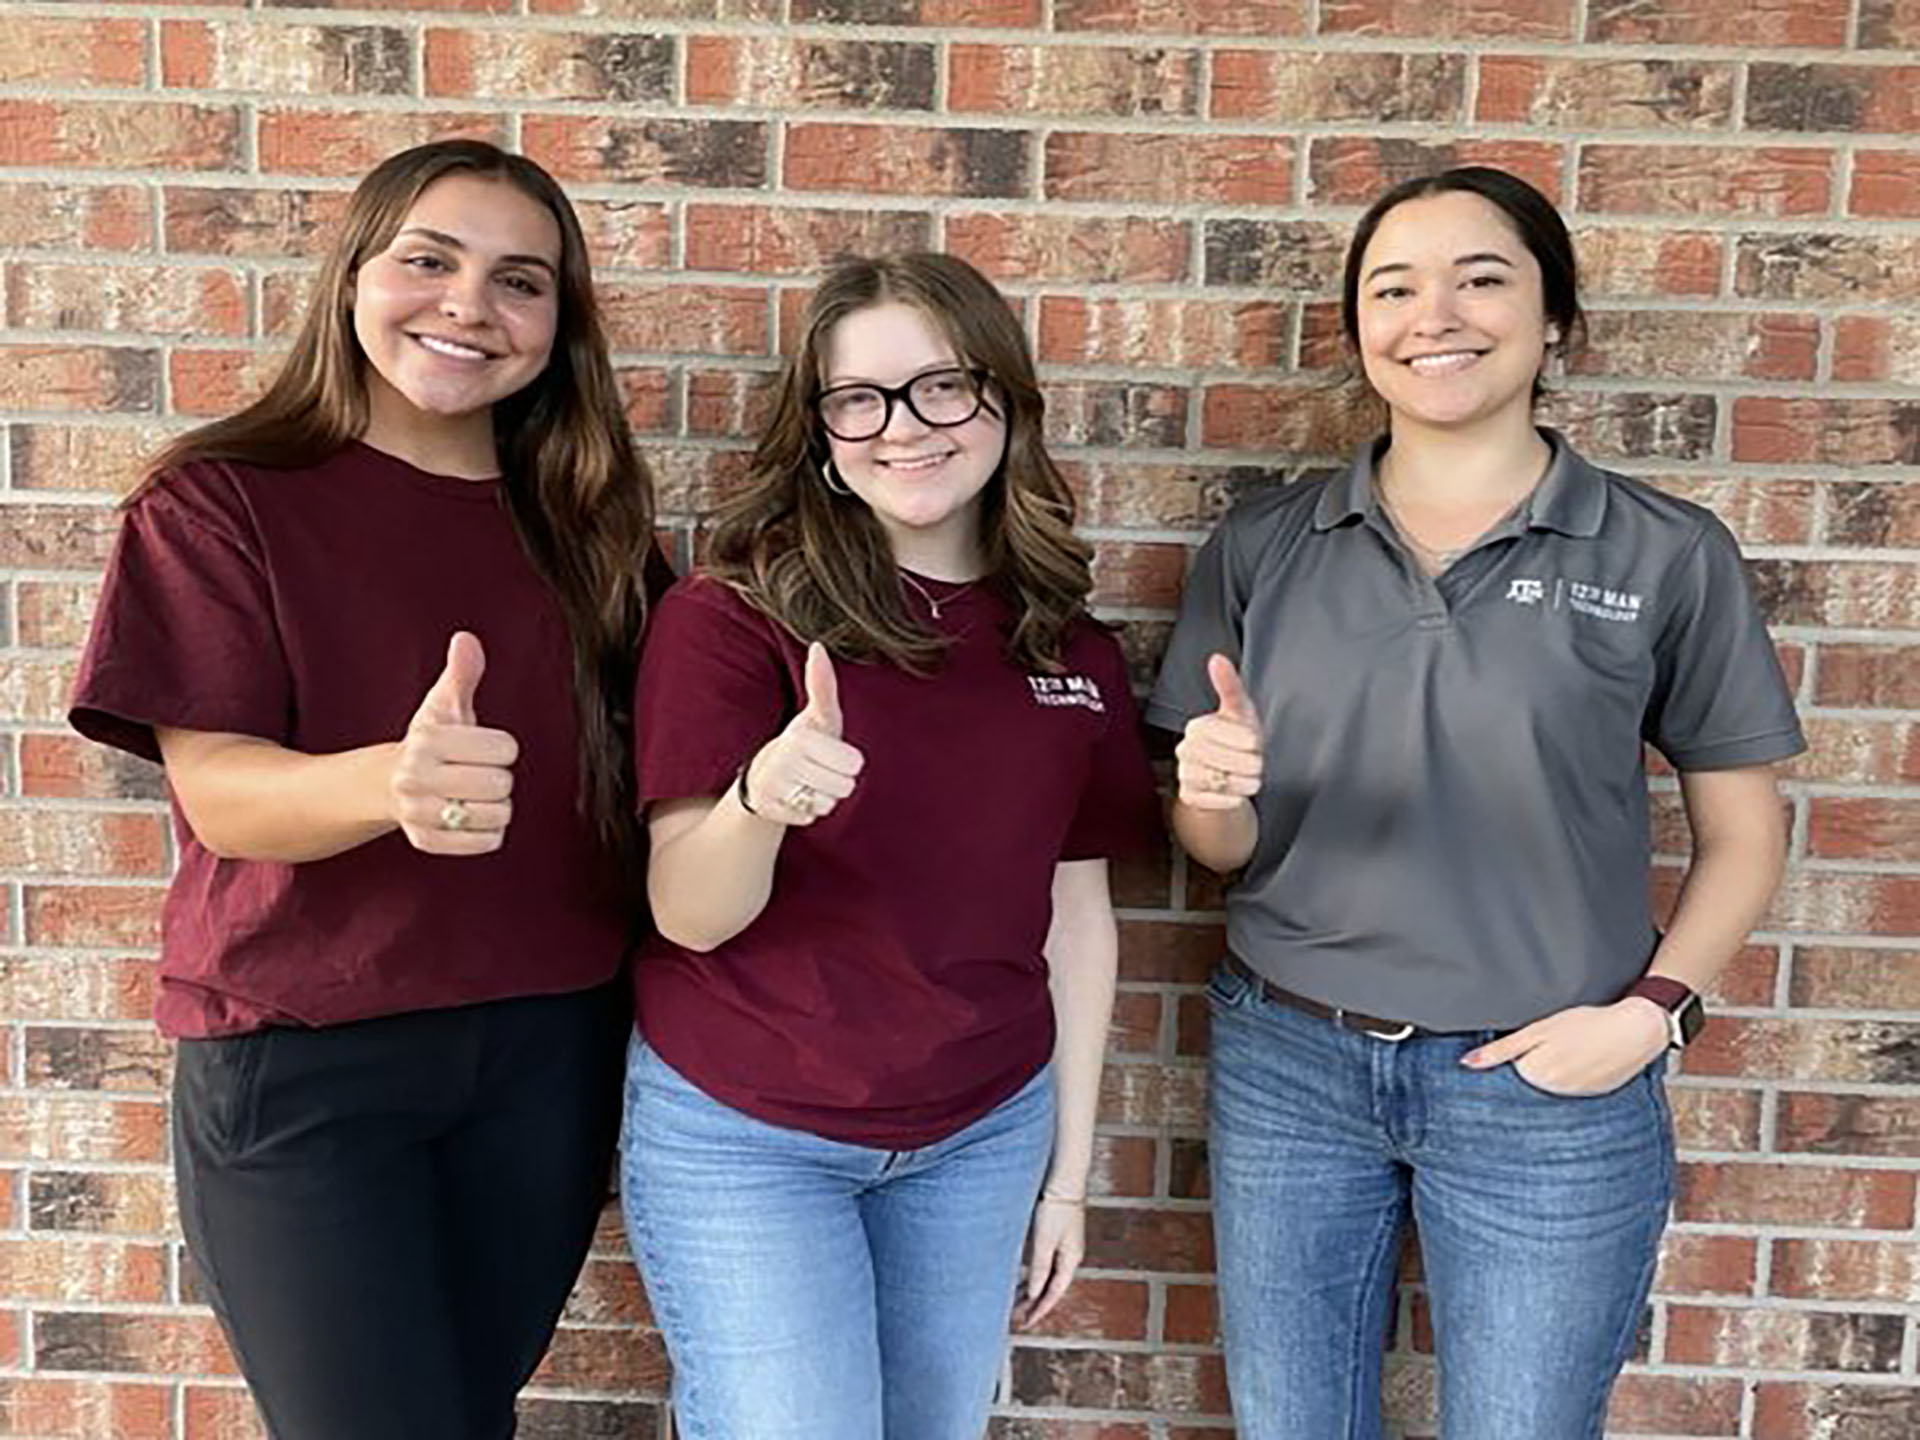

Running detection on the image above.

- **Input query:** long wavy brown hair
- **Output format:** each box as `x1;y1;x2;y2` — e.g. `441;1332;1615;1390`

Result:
138;139;655;866
706;252;1092;673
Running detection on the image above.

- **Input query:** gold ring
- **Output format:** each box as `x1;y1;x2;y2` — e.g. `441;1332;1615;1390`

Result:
786;784;817;813
439;799;470;831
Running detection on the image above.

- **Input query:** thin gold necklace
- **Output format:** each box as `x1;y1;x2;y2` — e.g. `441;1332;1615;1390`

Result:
899;570;977;620
1377;484;1528;574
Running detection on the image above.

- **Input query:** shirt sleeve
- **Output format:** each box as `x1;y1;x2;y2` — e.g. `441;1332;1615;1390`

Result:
1144;505;1258;734
633;578;797;804
68;467;294;764
1061;631;1165;862
1645;514;1806;771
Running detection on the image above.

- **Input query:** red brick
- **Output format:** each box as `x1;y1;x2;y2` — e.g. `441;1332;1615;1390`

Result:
690;36;934;110
786;124;1027;197
530;1324;669;1389
1108;990;1162;1056
522;116;768;187
1861;0;1920;46
168;349;285;419
25;1025;169;1094
1665;1304;1904;1372
1202;383;1378;457
1099;1062;1204;1129
1667;1085;1762;1151
1572;311;1816;382
20;734;168;804
1851;150;1920;217
1734;398;1920;466
1809;798;1920;862
0;958;157;1025
1603;1371;1744;1435
0;659;82;727
1007;1342;1227;1414
1163;1282;1217;1344
0;184;151;253
945;214;1190;284
163;21;410;94
0;1097;166;1165
1323;0;1571;37
10;426;170;497
1748;63;1920;134
1091;542;1188;610
0;504;120;571
1752;1382;1920;1440
1735;233;1920;303
1020;1278;1151;1342
0;347;160;415
0;20;146;86
1212;51;1461;124
1089;1134;1157;1200
790;0;1036;21
260;108;508;178
1788;717;1920;786
685;204;930;275
1698;945;1782;1009
1814;646;1920;709
1581;145;1834;216
598;283;768;355
27;1169;171;1235
23;886;164;950
184;1384;267;1440
1310;137;1563;206
425;27;673;102
1777;1092;1920;1158
0;812;167;880
1686;1015;1920;1085
1043;382;1188;451
162;187;350;261
17;580;99;647
1046;133;1290;206
991;1421;1152;1440
1833;315;1920;386
0;101;242;171
1039;297;1288;370
1772;1238;1918;1302
1588;0;1849;45
0;1238;166;1304
1054;0;1303;32
9;263;247;341
0;1379;173;1440
1643;476;1815;546
615;365;676;435
1748;559;1920;630
1478;57;1734;129
1676;1161;1914;1229
1654;1232;1758;1297
951;45;1199;117
36;1311;238;1378
558;1256;650;1326
1572;226;1724;298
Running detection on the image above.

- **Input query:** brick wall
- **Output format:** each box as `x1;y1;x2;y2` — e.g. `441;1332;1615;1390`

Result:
1;2;1916;1436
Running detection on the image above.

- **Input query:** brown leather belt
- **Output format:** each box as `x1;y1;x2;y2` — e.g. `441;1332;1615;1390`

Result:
1223;952;1439;1043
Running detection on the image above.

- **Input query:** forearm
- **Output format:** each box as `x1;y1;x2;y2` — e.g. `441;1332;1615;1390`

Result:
1171;797;1258;874
646;786;787;952
1043;900;1119;1198
1649;832;1787;991
156;729;400;864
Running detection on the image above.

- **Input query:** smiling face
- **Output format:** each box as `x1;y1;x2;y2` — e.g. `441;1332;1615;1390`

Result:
351;172;563;431
819;300;1008;570
1353;189;1556;436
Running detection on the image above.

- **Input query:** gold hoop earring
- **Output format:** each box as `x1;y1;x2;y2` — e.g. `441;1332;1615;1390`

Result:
820;457;853;497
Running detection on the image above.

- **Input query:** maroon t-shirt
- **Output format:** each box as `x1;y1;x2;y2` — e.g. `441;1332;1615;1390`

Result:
70;443;664;1038
632;575;1162;1148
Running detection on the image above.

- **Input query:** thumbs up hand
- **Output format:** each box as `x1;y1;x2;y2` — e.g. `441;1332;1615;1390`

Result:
390;632;521;855
740;642;865;827
1175;653;1265;812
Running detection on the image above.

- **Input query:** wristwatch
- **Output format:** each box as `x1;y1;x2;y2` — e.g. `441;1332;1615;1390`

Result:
1624;975;1705;1050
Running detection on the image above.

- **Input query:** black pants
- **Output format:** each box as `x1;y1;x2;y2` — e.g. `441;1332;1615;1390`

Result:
173;983;628;1440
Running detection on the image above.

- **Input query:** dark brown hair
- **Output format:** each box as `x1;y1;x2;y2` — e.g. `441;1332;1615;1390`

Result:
139;139;655;863
1340;165;1586;404
705;251;1092;673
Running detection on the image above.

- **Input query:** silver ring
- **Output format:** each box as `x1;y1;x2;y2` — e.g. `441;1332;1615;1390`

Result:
786;784;817;814
439;799;470;831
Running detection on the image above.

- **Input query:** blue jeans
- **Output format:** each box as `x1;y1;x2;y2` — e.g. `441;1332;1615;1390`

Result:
1207;962;1674;1440
619;1037;1055;1440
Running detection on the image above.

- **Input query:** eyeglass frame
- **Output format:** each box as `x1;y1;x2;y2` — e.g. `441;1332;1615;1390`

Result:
813;365;998;443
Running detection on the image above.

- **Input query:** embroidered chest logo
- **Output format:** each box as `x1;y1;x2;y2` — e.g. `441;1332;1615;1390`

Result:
1565;580;1644;623
1028;675;1106;713
1505;578;1545;606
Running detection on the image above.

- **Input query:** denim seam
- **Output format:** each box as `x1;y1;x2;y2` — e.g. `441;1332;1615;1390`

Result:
1344;1186;1406;1440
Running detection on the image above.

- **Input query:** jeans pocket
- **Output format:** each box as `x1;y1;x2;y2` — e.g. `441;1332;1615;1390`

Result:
177;1031;275;1156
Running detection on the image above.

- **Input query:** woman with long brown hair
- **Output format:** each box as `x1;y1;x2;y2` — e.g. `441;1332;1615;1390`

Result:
620;252;1161;1439
68;139;665;1438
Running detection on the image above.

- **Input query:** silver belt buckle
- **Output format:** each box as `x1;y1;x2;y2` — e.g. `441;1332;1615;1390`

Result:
1335;1006;1415;1043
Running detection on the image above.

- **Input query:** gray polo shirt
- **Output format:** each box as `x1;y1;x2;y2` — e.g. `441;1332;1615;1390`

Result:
1146;429;1805;1030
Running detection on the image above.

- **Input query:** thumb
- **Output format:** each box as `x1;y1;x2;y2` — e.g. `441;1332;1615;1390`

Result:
1208;653;1258;728
417;631;485;727
799;642;842;736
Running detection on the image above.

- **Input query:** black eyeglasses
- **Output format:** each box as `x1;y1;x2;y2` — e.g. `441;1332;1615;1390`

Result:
814;366;994;442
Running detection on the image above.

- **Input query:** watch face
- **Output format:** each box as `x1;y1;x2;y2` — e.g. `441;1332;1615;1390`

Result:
1674;994;1706;1047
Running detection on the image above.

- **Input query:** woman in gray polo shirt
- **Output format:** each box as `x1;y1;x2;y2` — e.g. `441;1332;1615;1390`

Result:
1148;167;1803;1440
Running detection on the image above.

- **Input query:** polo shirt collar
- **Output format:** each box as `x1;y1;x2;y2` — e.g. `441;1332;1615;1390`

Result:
1312;426;1607;538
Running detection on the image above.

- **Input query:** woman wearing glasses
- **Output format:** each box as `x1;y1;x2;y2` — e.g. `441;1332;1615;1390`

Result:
621;252;1160;1439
